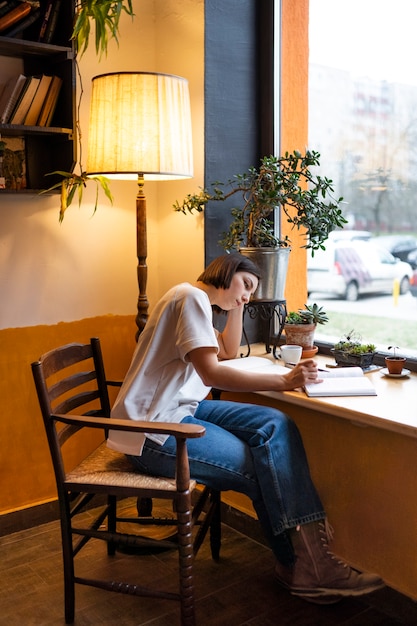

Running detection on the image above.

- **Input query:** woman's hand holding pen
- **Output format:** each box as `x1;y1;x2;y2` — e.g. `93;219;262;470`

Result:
281;359;323;391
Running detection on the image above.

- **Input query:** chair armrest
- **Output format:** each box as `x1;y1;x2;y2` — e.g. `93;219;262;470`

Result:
52;413;206;439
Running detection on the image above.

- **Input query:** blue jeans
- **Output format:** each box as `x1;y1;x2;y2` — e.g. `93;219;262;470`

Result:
128;399;325;565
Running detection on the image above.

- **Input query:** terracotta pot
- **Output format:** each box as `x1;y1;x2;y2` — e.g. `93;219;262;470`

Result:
284;323;316;358
385;356;406;375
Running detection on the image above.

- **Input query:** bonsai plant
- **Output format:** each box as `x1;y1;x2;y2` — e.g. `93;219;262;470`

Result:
384;346;406;375
174;151;346;299
283;303;329;358
332;331;376;369
174;151;345;252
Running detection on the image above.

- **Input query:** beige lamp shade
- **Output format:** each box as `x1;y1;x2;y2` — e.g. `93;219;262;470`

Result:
87;72;193;180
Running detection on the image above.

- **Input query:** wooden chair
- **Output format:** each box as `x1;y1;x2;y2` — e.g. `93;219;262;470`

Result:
31;337;221;626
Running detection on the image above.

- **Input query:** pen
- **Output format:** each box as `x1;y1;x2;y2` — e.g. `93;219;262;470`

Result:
285;363;327;372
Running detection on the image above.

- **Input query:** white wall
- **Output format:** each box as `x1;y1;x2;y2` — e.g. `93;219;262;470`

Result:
0;0;204;329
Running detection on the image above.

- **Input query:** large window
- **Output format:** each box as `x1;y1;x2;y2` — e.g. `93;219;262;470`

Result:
307;0;417;360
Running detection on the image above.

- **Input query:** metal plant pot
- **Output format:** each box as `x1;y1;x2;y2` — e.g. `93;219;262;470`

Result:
239;247;291;300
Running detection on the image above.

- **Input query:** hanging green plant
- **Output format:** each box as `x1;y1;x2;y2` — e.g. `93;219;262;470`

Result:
43;2;135;219
40;62;114;221
73;1;135;57
42;170;113;223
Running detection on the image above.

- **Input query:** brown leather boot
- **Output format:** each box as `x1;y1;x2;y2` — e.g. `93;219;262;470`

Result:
274;520;385;604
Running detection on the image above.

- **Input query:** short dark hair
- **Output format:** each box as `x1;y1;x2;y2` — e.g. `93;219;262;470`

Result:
197;254;262;289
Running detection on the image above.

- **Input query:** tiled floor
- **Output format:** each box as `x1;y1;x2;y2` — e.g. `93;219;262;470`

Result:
1;510;417;625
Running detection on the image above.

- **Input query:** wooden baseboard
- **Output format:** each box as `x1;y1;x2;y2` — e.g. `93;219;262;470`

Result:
0;500;60;536
0;495;108;537
0;495;268;550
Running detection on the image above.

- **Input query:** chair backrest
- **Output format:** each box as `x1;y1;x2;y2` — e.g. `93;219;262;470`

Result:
31;337;111;484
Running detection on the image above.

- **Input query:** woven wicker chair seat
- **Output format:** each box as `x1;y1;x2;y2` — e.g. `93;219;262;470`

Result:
66;442;196;491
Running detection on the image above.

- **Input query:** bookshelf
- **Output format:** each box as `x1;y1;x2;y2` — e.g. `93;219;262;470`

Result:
0;1;75;192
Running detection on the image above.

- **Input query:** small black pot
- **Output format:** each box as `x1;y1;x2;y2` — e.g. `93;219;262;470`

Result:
331;349;375;369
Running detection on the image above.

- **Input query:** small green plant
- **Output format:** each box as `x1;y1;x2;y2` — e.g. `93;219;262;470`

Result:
387;346;400;358
285;311;304;324
334;330;376;354
286;303;329;325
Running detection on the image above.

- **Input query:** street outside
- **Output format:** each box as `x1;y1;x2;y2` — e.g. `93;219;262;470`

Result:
308;291;417;321
306;289;417;358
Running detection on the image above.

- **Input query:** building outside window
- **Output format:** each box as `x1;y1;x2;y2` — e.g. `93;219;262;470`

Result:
307;0;417;360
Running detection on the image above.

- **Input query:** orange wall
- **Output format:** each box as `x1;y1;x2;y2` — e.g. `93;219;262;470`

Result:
0;316;136;513
281;0;309;311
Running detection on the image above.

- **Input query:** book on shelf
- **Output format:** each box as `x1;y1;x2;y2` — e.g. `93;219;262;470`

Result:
217;355;377;397
36;74;62;126
303;367;376;397
8;75;40;124
39;0;61;44
0;0;21;20
0;73;27;123
37;0;53;41
0;1;33;32
24;74;53;125
4;6;40;37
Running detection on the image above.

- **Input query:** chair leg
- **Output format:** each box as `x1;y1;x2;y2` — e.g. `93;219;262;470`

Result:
60;500;76;624
137;497;153;516
209;490;221;561
107;495;117;556
177;493;196;626
193;487;221;561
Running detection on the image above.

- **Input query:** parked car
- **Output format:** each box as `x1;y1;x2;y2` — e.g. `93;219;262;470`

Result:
410;268;417;298
328;229;372;242
308;240;412;301
406;248;417;269
374;235;417;263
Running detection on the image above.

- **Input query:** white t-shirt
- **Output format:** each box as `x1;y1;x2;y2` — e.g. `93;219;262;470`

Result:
107;283;219;455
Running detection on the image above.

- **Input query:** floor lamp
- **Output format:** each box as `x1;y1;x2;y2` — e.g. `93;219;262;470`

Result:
87;72;193;338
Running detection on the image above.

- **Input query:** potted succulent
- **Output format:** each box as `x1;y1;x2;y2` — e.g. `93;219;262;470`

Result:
385;346;406;375
174;151;346;300
332;331;376;369
283;303;329;358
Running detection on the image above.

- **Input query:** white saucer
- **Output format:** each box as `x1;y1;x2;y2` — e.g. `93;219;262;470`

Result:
381;368;410;379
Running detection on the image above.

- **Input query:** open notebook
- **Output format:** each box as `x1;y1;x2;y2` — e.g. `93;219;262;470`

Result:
303;366;376;397
218;356;376;397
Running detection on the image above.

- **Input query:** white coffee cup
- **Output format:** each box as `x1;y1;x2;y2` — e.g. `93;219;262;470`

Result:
279;344;303;366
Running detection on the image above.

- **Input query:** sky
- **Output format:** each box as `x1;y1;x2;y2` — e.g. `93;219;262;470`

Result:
309;0;417;86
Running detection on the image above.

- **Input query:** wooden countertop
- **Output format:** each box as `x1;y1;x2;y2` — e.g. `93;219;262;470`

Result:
247;344;417;440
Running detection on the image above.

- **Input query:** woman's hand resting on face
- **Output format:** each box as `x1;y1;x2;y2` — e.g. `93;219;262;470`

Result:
280;359;323;391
